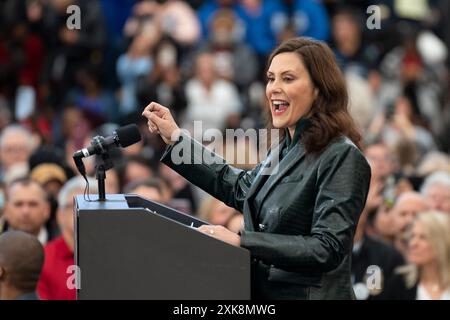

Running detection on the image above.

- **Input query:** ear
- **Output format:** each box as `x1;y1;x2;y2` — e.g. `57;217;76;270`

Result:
0;266;5;280
2;202;10;220
43;200;51;222
314;88;319;98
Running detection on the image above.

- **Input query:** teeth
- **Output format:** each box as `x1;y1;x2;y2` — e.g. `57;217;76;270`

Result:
272;100;289;106
272;100;289;111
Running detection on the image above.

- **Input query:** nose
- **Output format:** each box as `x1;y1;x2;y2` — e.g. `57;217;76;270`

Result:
19;204;32;218
267;86;282;100
20;210;31;220
267;78;282;94
272;81;282;92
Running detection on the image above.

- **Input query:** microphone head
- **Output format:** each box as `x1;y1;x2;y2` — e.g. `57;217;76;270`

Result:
115;124;142;148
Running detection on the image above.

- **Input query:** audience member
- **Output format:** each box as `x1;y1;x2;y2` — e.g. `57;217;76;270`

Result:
0;230;44;300
420;171;450;214
385;211;450;299
352;201;405;300
2;178;53;245
124;177;165;203
182;51;242;134
0;125;36;181
37;176;97;300
391;192;430;256
198;195;239;227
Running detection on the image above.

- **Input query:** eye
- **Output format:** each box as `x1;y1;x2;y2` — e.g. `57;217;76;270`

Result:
266;75;274;82
283;76;294;82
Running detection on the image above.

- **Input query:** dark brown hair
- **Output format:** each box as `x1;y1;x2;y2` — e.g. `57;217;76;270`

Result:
266;37;362;153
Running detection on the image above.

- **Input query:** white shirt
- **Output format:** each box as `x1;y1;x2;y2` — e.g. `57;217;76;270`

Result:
417;284;450;300
183;79;242;134
37;227;49;246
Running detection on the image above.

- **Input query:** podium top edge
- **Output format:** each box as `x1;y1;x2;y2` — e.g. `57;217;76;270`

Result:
74;194;129;210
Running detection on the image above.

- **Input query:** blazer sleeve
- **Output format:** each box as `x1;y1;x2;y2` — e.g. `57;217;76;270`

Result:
240;144;371;273
160;130;264;213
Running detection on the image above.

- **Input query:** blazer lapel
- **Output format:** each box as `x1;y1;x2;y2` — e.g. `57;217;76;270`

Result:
255;143;306;217
243;142;283;231
242;201;256;231
246;141;283;200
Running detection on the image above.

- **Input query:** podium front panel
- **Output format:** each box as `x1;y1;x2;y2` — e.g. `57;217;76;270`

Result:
75;195;250;300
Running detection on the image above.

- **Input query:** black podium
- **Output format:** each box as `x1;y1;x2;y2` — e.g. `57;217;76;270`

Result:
74;194;250;300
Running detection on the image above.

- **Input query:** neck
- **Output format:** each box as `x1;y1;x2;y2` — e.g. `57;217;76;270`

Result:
62;232;75;253
420;262;440;285
338;39;360;57
11;227;40;238
288;127;295;140
378;233;395;245
31;227;41;238
394;236;409;258
0;282;27;300
202;80;213;91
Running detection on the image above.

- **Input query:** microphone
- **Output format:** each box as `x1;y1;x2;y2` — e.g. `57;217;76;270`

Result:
73;124;141;175
73;124;141;159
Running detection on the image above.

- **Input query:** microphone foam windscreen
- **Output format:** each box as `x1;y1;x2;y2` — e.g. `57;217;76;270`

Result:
116;124;142;147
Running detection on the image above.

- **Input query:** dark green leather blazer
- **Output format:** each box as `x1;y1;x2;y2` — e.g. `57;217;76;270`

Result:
161;131;371;300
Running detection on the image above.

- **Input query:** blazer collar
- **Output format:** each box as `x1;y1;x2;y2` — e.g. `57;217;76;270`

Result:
284;117;310;151
246;140;283;200
255;142;306;213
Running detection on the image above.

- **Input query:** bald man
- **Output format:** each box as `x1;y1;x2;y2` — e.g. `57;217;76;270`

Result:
420;171;450;214
391;191;430;256
393;192;430;234
0;230;44;300
0;125;34;177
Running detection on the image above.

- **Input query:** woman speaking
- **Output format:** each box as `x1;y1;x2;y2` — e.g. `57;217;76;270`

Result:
142;37;371;299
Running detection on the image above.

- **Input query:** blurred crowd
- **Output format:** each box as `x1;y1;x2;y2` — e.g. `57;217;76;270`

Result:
0;0;450;300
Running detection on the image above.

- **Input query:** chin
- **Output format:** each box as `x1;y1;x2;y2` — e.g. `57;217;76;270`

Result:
272;124;282;129
272;120;286;129
407;255;423;266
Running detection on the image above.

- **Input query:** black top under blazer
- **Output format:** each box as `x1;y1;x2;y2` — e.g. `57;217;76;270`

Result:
161;126;371;300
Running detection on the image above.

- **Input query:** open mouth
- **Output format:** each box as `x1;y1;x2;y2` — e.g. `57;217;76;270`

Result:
272;100;289;116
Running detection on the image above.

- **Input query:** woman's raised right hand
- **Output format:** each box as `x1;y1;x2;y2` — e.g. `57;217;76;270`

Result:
142;102;181;145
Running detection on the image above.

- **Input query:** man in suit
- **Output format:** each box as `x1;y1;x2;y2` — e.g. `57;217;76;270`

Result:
352;203;405;300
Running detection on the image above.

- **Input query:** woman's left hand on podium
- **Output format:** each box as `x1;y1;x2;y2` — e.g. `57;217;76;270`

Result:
197;225;241;247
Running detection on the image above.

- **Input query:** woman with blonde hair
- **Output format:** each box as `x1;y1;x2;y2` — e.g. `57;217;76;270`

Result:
385;211;450;299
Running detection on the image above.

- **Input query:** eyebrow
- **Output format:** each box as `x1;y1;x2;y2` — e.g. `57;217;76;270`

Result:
266;70;296;76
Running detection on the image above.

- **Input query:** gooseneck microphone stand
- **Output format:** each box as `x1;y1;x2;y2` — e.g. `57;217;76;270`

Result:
96;154;114;201
91;136;114;201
